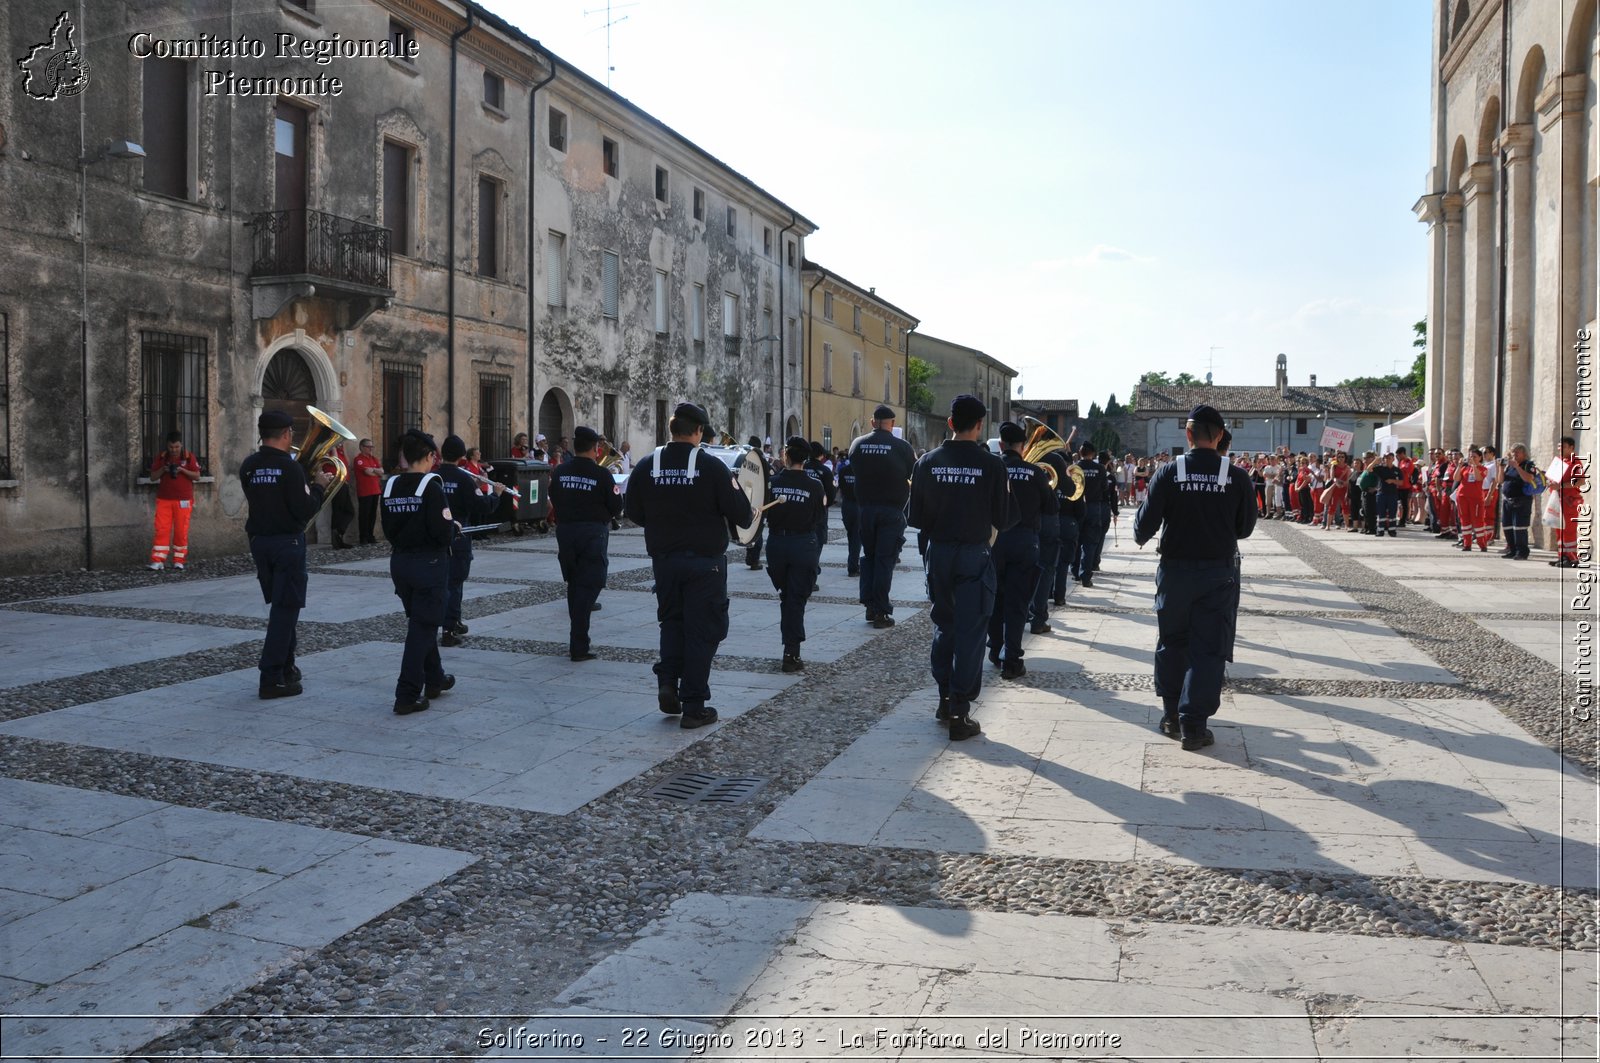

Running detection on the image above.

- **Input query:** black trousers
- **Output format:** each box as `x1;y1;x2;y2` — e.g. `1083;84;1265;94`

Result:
330;483;355;541
1153;558;1236;732
988;526;1040;663
250;532;306;683
358;494;380;543
1055;515;1081;597
766;532;817;648
652;552;729;712
558;522;610;656
390;550;448;698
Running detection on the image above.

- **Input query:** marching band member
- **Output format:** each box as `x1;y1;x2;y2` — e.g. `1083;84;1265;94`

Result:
908;394;1016;742
1029;440;1073;632
767;437;825;672
437;435;506;647
804;441;837;589
847;404;917;629
550;427;623;661
381;430;457;715
988;421;1056;679
1074;442;1110;587
625;403;752;729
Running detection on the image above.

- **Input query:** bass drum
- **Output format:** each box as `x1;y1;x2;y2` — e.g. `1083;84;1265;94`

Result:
700;444;769;546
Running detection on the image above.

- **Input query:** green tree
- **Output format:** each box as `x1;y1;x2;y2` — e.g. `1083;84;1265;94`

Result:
1411;318;1426;402
907;356;938;413
1136;370;1172;388
1090;424;1121;454
1087;400;1104;419
1104;393;1124;416
1173;371;1201;386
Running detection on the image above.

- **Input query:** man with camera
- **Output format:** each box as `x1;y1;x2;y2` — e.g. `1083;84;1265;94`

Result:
147;430;202;571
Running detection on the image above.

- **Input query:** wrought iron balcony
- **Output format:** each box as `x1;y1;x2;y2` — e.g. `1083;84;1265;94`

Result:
246;208;393;325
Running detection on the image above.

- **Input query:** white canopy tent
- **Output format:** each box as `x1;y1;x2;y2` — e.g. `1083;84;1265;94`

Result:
1373;407;1427;455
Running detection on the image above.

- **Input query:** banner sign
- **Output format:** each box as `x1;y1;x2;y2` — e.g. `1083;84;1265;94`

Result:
1319;426;1354;451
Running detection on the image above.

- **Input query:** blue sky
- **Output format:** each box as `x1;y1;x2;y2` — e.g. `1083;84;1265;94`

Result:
482;0;1433;410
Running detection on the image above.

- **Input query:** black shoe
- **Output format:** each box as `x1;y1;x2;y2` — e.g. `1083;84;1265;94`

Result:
1387;529;1397;537
1552;558;1578;568
1514;553;1529;561
1053;597;1066;607
1001;660;1026;680
1081;575;1093;588
935;694;951;726
591;603;602;612
331;539;352;550
846;568;859;577
781;652;804;673
872;614;895;629
360;538;378;545
393;695;430;715
449;621;469;636
1092;564;1100;572
441;631;462;647
425;674;455;698
988;652;1002;669
571;651;597;662
812;583;820;593
680;705;718;729
658;683;681;715
1181;728;1215;752
947;712;981;741
1158;713;1181;739
611;519;621;531
1030;622;1051;634
747;562;762;570
285;664;302;683
258;679;303;700
865;609;881;623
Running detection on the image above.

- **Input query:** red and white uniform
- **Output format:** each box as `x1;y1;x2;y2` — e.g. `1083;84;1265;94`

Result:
353;450;384;498
1322;460;1349;527
1432;459;1456;535
1553;456;1588;562
1455;461;1491;550
149;450;201;566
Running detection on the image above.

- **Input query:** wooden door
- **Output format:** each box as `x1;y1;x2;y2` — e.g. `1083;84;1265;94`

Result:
274;101;308;269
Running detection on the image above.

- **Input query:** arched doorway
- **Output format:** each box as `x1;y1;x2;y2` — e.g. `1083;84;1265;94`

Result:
262;348;317;441
538;387;572;454
785;414;800;441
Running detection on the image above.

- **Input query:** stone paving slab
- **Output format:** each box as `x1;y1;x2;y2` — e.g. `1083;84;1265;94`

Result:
1470;618;1568;667
0;781;472;1061
754;691;1593;884
0;645;797;813
1071;569;1365;613
466;590;919;663
1022;612;1459;683
1401;578;1575;615
510;892;1597;1060
57;573;528;624
321;550;655;582
0;611;258;690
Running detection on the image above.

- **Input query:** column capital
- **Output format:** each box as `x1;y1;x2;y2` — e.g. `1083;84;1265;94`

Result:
1462;161;1496;204
1496;123;1534;163
1537;73;1588;133
1412;192;1444;225
1441;191;1465;222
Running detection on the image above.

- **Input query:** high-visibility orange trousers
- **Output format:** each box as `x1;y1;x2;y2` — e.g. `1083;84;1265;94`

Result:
151;498;193;565
1455;490;1488;549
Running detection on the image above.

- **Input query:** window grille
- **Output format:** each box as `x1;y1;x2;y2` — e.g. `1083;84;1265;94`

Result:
140;331;208;471
602;250;620;319
381;361;422;467
479;375;511;459
546;231;565;306
0;314;10;479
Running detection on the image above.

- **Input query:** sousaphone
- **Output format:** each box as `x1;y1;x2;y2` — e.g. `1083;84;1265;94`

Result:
699;439;769;546
290;405;358;531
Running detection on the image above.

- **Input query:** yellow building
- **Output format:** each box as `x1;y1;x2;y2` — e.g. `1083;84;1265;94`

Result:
800;261;919;454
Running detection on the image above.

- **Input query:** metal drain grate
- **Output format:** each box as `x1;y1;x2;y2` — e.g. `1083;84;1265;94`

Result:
646;772;768;805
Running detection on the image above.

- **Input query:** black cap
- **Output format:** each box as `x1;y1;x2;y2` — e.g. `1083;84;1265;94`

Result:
258;410;294;434
873;404;896;421
401;428;437;451
747;435;761;448
673;402;711;427
1079;440;1097;456
441;434;467;462
1217;428;1233;453
573;425;600;451
786;435;809;451
810;440;826;457
998;420;1027;444
1187;404;1226;430
950;394;986;421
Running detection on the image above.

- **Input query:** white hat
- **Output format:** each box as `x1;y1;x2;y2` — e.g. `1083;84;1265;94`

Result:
535;433;547;442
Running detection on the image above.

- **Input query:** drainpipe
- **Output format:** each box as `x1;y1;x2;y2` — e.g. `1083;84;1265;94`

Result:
777;211;797;438
527;45;556;449
805;269;825;438
447;8;475;435
1492;0;1509;446
903;323;917;444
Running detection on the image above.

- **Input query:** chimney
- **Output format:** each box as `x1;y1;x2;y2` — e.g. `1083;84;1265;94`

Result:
1275;353;1288;398
1309;374;1317;388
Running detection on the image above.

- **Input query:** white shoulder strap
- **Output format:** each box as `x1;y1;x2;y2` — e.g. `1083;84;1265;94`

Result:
649;445;700;478
1175;456;1188;483
1219;456;1231;486
382;474;399;498
414;471;439;496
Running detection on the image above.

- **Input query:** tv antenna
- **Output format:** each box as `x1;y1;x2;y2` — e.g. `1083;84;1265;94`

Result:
585;0;638;89
1206;346;1223;379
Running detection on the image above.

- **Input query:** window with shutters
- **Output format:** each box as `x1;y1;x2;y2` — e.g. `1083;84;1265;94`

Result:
0;314;9;479
852;305;862;334
477;175;500;278
726;406;737;439
852;352;862;396
761;308;772;353
823;292;833;321
691;283;705;345
693;187;705;221
382;140;412;256
654;270;669;336
822;343;833;391
601;250;620;319
897;367;905;405
603;393;618;443
546;231;566;306
822;426;832;452
142;58;190;199
884;320;892;346
787;240;796;267
141;331;208;471
654;166;668;202
722;292;740;357
655;398;668;445
786;318;797;370
1296;418;1308;434
389;19;416;59
478;374;511;459
602;137;618;178
763;226;773;257
548;107;567;152
884;362;891;402
482;71;504;111
725;205;736;238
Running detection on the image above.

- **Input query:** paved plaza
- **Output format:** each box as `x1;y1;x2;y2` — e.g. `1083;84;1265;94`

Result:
0;513;1594;1061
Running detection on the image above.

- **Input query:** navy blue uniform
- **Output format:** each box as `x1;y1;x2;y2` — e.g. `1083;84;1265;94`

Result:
240;444;324;686
625;443;753;717
835;455;860;576
804;458;836;574
1031;449;1072;624
381;471;455;701
765;468;824;651
848;428;916;621
908;439;1016;716
1133;449;1256;740
1502;459;1537;558
989;450;1056;667
551;456;624;658
1075;457;1110;578
437;463;499;633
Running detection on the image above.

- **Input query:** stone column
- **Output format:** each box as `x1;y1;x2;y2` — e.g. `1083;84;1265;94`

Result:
1498;123;1535;451
1440;192;1466;448
1461;162;1498;447
1413;193;1447;448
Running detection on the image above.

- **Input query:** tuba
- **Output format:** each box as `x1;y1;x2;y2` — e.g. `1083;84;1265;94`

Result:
1020;415;1067;492
596;440;623;472
290;405;358;531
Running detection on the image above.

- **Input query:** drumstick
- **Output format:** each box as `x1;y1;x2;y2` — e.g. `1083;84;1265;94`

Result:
757;497;786;513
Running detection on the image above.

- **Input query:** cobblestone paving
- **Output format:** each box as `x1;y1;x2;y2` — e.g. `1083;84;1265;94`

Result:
0;518;1593;1060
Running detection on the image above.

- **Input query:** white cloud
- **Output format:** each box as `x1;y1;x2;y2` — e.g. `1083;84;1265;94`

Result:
1072;244;1154;266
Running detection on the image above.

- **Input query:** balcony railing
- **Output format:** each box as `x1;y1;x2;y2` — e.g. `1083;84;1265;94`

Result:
248;208;391;291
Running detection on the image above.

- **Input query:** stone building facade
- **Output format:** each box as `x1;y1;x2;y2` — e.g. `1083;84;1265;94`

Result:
904;333;1016;452
0;0;813;574
798;261;916;454
1417;0;1596;461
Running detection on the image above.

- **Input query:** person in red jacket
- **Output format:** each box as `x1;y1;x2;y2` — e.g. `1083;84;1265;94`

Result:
1454;447;1492;551
351;437;385;545
1551;436;1588;567
148;430;202;570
